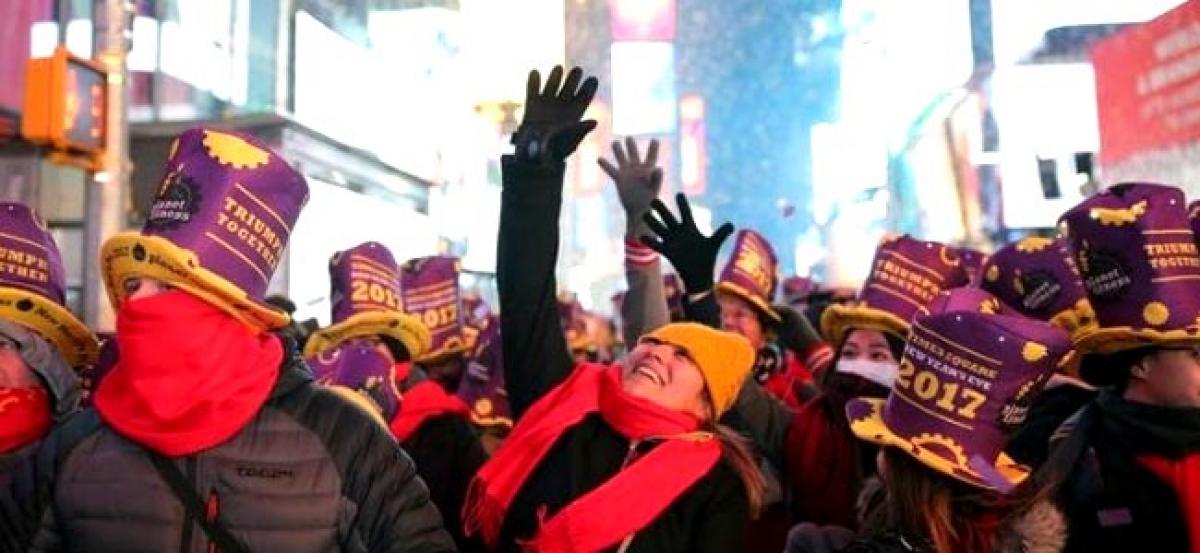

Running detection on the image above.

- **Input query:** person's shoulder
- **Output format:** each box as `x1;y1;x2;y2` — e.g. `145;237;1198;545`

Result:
41;408;105;455
268;378;402;465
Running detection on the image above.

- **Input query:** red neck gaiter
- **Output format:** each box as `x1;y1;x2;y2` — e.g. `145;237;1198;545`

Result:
0;387;52;454
390;379;471;443
94;291;283;456
463;363;722;551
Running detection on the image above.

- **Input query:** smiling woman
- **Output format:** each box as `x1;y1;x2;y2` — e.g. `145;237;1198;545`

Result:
466;65;766;553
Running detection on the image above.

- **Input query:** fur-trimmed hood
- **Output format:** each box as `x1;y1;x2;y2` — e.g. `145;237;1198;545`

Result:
998;499;1067;553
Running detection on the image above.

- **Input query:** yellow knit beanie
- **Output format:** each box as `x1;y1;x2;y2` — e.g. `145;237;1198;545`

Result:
644;322;755;418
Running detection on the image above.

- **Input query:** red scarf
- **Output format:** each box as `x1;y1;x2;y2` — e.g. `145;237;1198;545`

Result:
463;363;722;551
1139;454;1200;552
390;379;472;442
94;291;283;456
0;387;51;453
785;396;861;528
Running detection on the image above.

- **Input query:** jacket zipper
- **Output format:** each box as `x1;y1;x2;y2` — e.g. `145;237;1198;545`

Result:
205;491;220;553
180;457;196;553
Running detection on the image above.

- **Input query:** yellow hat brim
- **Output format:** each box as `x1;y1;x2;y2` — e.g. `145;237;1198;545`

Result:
0;288;98;368
717;282;782;322
1071;325;1200;355
820;303;910;346
304;310;432;360
416;339;469;364
100;233;288;331
847;398;1029;492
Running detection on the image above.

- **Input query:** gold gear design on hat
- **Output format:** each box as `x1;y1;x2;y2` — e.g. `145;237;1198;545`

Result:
1022;342;1048;363
1143;302;1171;326
202;130;270;170
847;398;1031;492
910;433;969;467
1015;236;1054;253
1089;200;1147;227
937;246;961;267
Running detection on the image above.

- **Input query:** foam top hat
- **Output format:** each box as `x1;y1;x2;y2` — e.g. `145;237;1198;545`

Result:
305;242;430;359
980;237;1098;342
821;235;970;346
400;255;467;363
101;128;307;330
308;340;402;421
782;276;818;307
717;229;781;322
0;203;98;368
846;288;1071;492
457;310;512;428
1058;183;1200;355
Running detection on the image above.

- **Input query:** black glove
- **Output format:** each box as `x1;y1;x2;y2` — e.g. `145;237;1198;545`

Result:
772;303;825;355
640;193;735;293
511;66;599;165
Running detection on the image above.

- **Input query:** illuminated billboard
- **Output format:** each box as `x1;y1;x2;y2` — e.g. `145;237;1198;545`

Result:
610;41;677;136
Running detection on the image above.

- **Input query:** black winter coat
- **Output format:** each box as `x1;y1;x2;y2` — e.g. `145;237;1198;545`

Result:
1041;399;1189;552
403;413;489;552
495;156;749;552
0;345;455;552
1005;381;1096;469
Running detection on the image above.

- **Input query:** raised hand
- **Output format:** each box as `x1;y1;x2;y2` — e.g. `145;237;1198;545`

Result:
641;193;735;293
599;138;664;238
512;66;599;165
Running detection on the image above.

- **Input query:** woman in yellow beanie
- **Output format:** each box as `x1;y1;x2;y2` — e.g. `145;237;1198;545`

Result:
462;66;764;552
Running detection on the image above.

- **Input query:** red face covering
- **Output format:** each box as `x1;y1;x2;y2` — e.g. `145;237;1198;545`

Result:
0;387;51;453
388;362;471;442
94;290;283;456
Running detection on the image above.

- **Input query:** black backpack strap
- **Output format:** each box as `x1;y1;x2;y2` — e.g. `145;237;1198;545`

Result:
143;450;250;553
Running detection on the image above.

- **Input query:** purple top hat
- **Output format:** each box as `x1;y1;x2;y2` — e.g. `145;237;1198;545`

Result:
400;255;467;363
846;288;1071;492
307;340;402;421
101;128;308;330
980;237;1097;343
1059;183;1200;355
0;203;97;367
717;229;781;322
782;276;818;307
456;312;512;428
304;242;430;360
821;235;970;347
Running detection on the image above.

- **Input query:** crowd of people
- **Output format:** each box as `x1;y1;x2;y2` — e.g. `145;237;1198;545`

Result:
1;65;1199;552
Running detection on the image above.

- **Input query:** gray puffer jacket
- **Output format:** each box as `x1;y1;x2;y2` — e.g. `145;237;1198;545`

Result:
0;344;455;552
0;319;80;492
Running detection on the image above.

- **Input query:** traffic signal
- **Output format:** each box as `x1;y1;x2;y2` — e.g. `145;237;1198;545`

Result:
22;45;107;166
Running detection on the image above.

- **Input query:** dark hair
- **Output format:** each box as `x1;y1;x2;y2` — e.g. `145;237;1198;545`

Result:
866;448;1014;553
696;388;766;518
1078;347;1154;392
264;294;296;315
380;335;411;363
